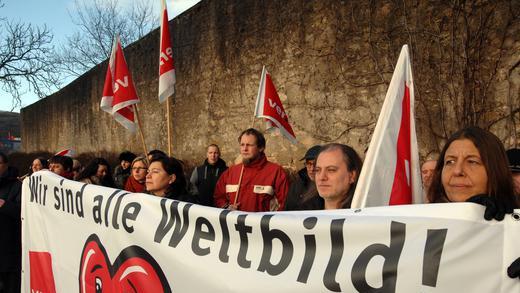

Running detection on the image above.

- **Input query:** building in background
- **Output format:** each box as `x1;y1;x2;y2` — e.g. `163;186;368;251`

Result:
0;111;21;153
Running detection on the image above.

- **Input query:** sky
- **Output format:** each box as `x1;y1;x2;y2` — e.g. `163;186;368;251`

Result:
0;0;201;112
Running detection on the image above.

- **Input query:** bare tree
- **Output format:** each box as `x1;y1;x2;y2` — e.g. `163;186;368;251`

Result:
0;1;61;111
60;0;158;76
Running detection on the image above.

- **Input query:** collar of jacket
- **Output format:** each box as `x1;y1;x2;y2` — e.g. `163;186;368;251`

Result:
243;152;267;169
203;158;227;169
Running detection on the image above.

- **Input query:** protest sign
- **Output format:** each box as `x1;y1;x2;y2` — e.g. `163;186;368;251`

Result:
22;171;520;292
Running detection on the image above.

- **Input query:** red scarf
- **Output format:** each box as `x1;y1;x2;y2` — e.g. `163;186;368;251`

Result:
124;175;146;193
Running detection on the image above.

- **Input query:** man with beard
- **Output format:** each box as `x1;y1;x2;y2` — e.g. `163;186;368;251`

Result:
190;144;228;207
0;152;21;293
214;128;289;212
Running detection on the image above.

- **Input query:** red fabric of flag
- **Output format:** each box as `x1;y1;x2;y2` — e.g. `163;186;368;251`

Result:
254;66;297;144
100;36;140;132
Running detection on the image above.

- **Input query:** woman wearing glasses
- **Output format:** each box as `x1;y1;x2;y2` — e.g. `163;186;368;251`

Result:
124;156;148;193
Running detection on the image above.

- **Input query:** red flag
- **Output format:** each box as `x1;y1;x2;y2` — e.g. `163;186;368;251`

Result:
351;45;422;208
100;36;140;132
55;149;76;157
158;0;176;103
254;66;297;144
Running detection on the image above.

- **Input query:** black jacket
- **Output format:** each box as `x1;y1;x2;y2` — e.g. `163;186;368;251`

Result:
286;168;314;211
0;166;22;272
190;158;227;207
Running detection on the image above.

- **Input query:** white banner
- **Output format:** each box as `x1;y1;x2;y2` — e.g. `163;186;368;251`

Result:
22;171;520;292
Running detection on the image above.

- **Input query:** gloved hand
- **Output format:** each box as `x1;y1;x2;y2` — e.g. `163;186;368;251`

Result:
467;195;518;281
466;194;514;221
508;257;520;279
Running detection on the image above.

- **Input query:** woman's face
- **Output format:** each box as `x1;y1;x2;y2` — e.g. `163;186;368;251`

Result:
146;161;175;197
131;160;147;183
32;159;43;172
441;139;488;202
96;164;108;179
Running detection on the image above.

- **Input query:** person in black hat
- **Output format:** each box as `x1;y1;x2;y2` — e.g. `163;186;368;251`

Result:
506;148;520;196
285;145;321;210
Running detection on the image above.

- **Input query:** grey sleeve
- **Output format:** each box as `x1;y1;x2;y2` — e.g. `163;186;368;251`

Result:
190;168;198;185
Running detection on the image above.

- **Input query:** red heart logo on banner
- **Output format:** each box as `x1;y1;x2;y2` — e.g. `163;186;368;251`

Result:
79;234;171;293
30;251;57;293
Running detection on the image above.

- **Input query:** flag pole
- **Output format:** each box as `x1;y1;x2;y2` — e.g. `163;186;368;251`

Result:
133;104;148;156
166;98;173;156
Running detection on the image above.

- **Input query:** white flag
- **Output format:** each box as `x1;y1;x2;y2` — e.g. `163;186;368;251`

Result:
351;45;422;208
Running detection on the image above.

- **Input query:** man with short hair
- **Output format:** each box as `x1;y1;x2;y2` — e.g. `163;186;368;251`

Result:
0;152;21;293
312;143;362;210
214;128;289;212
286;145;321;210
506;148;520;197
190;144;228;207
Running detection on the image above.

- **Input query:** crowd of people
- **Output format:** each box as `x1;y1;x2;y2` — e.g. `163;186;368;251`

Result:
1;126;520;291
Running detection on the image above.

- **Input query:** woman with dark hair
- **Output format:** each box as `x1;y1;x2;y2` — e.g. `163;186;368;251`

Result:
427;126;520;281
48;155;74;180
77;158;115;188
18;156;49;180
146;156;196;203
427;126;518;210
299;143;362;210
31;157;49;173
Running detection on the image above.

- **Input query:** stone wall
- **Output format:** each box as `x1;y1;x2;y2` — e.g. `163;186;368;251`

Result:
21;0;520;168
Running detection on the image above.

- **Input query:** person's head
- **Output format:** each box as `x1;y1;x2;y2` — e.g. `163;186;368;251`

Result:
31;157;49;173
301;145;322;181
146;156;186;197
506;148;520;196
428;127;516;207
131;156;148;183
238;128;266;164
77;158;112;182
421;159;437;190
0;152;8;175
206;144;221;165
147;149;167;162
72;159;82;179
48;155;73;176
118;151;136;170
314;143;362;209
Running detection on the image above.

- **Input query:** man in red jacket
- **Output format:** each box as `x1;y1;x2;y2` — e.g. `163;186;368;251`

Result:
214;128;289;212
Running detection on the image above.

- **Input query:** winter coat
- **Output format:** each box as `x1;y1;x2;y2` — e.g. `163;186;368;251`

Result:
285;168;315;211
0;166;22;272
113;165;131;189
190;158;227;207
214;153;289;212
